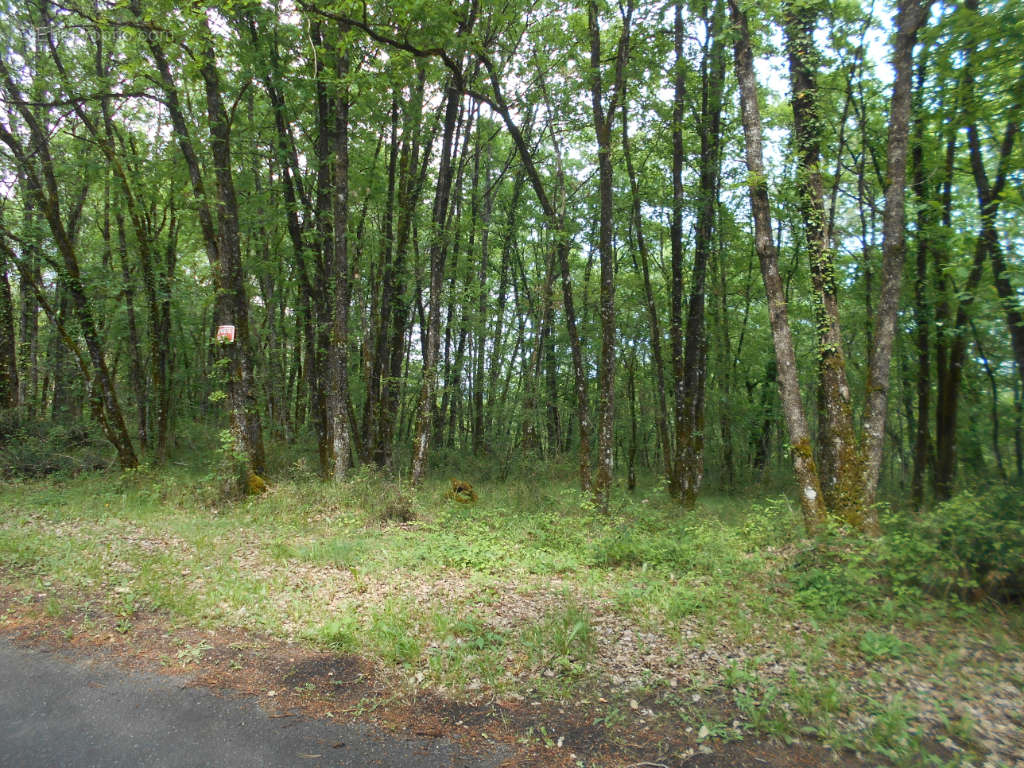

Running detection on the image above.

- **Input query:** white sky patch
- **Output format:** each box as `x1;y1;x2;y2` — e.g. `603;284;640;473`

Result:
206;8;233;40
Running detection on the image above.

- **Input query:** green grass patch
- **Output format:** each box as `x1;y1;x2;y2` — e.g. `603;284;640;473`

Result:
310;608;362;652
0;467;1019;767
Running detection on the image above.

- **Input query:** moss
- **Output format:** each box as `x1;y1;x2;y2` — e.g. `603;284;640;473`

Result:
445;478;477;504
790;437;814;463
245;472;268;496
789;438;825;534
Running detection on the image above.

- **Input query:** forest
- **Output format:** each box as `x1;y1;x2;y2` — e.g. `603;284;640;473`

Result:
1;0;1023;765
0;0;1021;515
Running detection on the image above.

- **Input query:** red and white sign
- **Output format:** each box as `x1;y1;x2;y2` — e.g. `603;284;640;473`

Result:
216;325;236;343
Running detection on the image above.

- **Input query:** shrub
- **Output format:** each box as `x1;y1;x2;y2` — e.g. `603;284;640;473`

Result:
0;406;29;441
740;498;804;550
880;485;1024;601
0;410;108;479
789;485;1024;610
788;531;883;617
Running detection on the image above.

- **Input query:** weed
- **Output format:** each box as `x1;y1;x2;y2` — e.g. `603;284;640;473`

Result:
175;640;211;666
522;600;595;673
311;610;361;652
592;706;627;730
44;596;63;618
297;537;371;569
612;582;647;613
787;671;844;723
735;683;790;739
858;630;914;661
114;591;137;618
430;611;505;651
342;468;417;524
696;718;732;741
369;602;422;665
938;708;976;749
0;529;43;569
740;498;802;550
865;693;919;758
664;585;708;620
789;536;881;617
721;661;757;689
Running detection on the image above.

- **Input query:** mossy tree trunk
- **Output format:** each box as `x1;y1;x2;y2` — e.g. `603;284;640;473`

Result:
783;0;864;524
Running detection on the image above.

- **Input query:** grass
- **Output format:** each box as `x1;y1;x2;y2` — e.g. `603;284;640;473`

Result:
0;463;1020;766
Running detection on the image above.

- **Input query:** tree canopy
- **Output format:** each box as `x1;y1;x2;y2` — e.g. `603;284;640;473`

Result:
1;0;1021;522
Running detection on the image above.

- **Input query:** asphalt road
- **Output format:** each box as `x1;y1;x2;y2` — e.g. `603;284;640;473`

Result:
0;638;509;768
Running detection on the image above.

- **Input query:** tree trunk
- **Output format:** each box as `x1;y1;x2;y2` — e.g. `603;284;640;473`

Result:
935;229;987;501
82;41;172;460
472;136;495;454
910;61;932;509
114;211;148;451
668;0;687;499
728;0;824;530
310;19;336;477
481;57;593;491
627;354;638;491
197;26;266;480
964;58;1024;393
378;68;431;469
17;186;39;415
783;0;862;520
676;0;726;508
970;322;1006;479
932;133;956;500
621;105;671;479
134;5;262;479
0;259;17;408
544;299;560;453
365;95;401;459
0;71;137;467
587;0;631;512
861;0;931;513
411;85;462;485
485;171;522;445
327;33;353;480
1014;371;1023;481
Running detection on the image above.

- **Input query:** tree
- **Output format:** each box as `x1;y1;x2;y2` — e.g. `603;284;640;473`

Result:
131;1;265;481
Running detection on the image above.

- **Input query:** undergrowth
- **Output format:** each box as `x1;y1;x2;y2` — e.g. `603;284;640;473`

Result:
0;463;1019;767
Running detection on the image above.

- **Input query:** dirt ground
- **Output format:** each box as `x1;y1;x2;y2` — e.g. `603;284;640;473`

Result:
0;585;874;768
